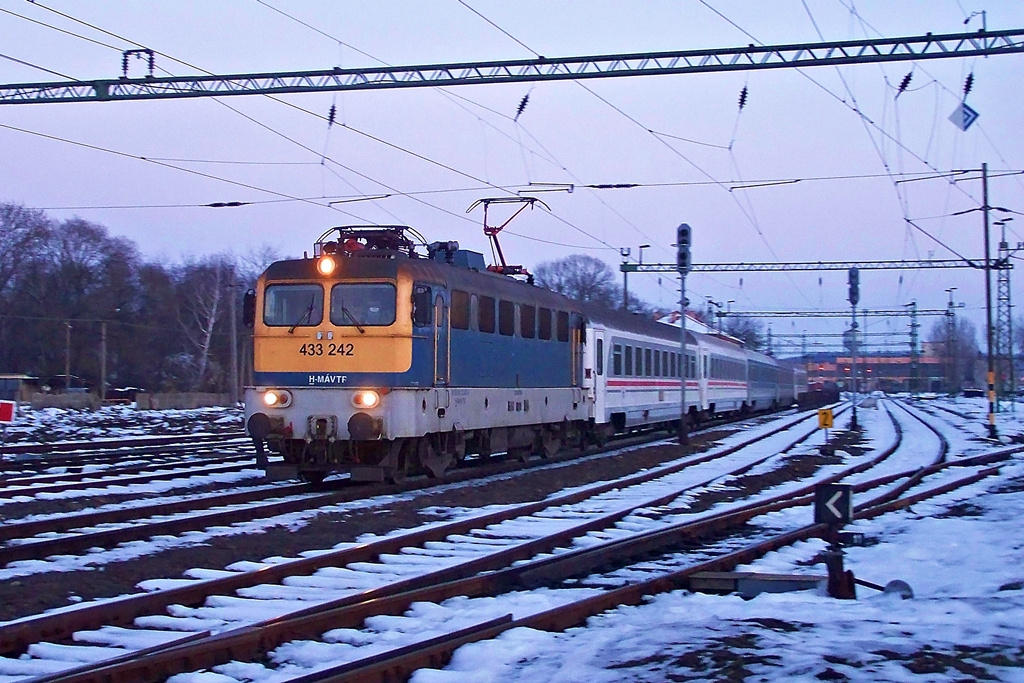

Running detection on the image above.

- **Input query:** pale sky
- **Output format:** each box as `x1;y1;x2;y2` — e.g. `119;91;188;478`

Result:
1;0;1023;352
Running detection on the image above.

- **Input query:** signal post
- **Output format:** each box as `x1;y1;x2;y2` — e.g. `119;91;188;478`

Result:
677;224;691;446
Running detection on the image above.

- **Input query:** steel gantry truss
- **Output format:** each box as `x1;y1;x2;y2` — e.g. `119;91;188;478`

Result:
717;308;953;318
1;29;1023;104
621;258;1006;273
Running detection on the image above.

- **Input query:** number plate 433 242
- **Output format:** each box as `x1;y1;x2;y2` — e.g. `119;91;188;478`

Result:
299;342;354;357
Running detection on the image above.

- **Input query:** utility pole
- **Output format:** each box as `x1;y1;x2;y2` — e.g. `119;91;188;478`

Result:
64;321;72;392
906;301;919;394
99;321;107;402
946;288;957;396
982;163;998;438
677;224;692;446
229;285;240;406
620;247;631;311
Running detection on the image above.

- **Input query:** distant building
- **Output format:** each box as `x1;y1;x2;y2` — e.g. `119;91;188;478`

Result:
800;352;956;393
0;374;38;403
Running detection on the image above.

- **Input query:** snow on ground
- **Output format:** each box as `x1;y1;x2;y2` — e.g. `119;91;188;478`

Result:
5;398;1024;681
0;405;243;445
411;400;1024;682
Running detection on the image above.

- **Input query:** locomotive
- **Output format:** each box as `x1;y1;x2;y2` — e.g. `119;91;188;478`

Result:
243;225;805;483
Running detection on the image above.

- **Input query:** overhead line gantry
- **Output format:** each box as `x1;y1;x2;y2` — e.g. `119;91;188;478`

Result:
621;258;1009;273
1;29;1022;104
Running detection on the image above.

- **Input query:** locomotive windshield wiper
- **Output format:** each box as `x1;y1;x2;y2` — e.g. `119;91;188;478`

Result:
340;306;366;334
288;297;316;334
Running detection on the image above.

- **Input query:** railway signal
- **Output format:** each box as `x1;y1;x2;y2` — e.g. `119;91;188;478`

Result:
676;223;692;273
847;267;860;307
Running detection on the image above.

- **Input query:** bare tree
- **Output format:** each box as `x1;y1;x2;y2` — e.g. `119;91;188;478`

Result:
535;254;618;308
0;203;49;305
724;317;766;351
927;317;980;391
177;255;235;391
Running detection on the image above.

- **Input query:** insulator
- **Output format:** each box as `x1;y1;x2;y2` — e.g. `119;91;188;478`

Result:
738;86;748;110
964;73;974;97
514;93;530;121
897;72;913;94
327;104;337;127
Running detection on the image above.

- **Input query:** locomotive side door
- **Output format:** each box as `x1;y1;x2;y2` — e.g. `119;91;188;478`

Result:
433;291;450;386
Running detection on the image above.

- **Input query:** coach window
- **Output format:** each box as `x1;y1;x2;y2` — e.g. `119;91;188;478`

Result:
625;345;633;375
479;296;496;333
521;304;536;338
451;290;470;330
499;300;515;336
556;311;570;342
653;349;661;377
644;348;653;377
331;282;396;326
636;347;643;377
538;307;552;340
596;338;604;375
264;284;323;327
613;344;622;375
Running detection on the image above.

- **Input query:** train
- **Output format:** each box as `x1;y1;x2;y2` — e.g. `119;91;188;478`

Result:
243;225;807;483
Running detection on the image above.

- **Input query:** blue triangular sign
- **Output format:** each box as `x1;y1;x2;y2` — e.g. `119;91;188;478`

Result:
949;102;979;131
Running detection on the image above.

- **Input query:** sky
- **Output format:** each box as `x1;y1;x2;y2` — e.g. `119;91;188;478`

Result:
1;0;1023;351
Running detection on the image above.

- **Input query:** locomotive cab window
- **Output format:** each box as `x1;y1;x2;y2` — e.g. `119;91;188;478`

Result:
411;284;432;327
596;338;604;375
331;283;397;327
264;284;324;327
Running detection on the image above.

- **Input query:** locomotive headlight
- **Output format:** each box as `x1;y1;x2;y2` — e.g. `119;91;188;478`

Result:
352;390;380;409
263;389;293;408
317;255;337;276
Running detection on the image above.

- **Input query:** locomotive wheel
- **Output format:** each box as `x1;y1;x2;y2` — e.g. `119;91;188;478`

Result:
418;439;453;479
384;441;411;484
301;471;327;486
508;445;531;463
540;431;562;459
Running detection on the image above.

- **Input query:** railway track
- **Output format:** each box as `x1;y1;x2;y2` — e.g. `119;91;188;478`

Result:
4;400;1012;683
0;408;832;663
0;408;810;568
0;402;927;682
0;433;254;480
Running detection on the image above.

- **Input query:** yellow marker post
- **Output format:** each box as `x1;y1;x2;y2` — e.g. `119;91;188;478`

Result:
818;408;834;449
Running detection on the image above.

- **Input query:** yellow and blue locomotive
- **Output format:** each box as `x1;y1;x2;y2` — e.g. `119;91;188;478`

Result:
244;226;590;483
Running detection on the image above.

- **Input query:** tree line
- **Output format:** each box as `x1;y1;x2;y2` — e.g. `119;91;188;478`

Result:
0;203;274;394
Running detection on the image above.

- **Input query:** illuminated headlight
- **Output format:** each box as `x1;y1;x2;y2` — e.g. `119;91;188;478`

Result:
317;255;337;276
263;389;293;408
352;390;380;409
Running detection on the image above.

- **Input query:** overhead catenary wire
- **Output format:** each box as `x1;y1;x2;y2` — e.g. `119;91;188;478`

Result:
15;0;621;252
